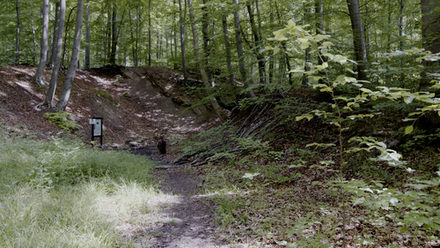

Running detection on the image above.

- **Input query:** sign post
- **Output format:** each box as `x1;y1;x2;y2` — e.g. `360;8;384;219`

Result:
89;117;103;146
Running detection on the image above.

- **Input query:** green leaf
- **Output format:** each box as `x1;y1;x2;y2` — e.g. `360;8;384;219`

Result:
404;125;414;135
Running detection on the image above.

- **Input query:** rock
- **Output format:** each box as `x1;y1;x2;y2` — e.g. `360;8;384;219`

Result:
111;143;121;149
129;141;139;147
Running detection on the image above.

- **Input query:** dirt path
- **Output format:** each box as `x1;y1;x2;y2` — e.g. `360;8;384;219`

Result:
130;147;229;248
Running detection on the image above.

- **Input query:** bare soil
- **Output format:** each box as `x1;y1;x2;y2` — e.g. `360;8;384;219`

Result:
0;65;217;146
131;146;229;247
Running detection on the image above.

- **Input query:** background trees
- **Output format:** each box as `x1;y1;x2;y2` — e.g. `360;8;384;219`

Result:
0;0;436;107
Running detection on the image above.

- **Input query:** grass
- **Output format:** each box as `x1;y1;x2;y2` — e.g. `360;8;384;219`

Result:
0;127;169;247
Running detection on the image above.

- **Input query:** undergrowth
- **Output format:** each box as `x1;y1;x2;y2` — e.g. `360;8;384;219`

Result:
0;127;166;248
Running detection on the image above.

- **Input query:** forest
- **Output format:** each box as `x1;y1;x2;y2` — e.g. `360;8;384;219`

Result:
0;0;440;247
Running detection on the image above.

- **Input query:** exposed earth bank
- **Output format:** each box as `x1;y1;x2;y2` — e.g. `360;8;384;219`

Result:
0;65;218;148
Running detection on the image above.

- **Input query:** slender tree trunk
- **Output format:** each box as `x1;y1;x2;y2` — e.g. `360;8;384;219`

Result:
303;3;311;86
398;0;404;51
268;0;274;84
62;6;77;67
157;30;160;60
387;0;392;52
136;7;140;66
109;7;117;65
49;2;60;67
364;0;371;60
173;0;178;61
105;8;111;64
148;0;152;66
274;1;293;84
34;0;49;87
315;0;325;63
222;14;235;86
56;0;84;111
420;0;440;88
346;0;368;80
233;0;255;97
187;0;225;119
202;0;213;86
178;0;187;82
246;2;266;84
129;9;136;65
84;3;90;69
29;0;37;65
43;0;65;108
15;0;20;65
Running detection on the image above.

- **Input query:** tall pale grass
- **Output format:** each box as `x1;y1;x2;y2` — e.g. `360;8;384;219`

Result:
0;129;174;247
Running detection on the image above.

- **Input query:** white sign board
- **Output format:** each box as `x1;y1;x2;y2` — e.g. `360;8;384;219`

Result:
93;119;102;136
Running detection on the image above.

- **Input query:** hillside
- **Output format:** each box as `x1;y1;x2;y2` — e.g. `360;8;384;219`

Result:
0;65;217;148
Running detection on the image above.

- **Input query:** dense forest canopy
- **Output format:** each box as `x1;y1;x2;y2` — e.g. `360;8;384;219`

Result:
0;0;436;81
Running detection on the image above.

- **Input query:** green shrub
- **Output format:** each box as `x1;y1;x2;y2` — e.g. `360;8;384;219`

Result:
44;112;81;133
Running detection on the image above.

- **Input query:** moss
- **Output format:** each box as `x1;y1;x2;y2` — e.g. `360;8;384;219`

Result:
93;89;119;105
44;112;81;133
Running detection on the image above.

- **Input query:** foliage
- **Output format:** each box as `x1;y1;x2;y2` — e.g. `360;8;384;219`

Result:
44;111;81;133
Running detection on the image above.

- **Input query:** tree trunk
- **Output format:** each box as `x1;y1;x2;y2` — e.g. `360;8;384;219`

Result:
246;2;266;84
420;0;440;88
43;0;65;108
274;1;293;85
303;3;311;86
129;9;136;65
49;2;60;67
56;0;84;111
233;0;255;97
222;13;235;86
386;0;392;52
173;0;178;61
315;0;325;61
62;6;77;67
202;0;213;86
136;7;140;66
30;0;38;65
15;0;20;65
268;0;274;84
109;7;117;65
346;0;368;80
148;0;152;66
84;2;90;69
398;0;404;51
187;0;225;119
178;0;187;83
34;0;49;87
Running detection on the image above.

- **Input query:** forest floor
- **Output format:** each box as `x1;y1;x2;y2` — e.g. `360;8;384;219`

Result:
129;146;234;248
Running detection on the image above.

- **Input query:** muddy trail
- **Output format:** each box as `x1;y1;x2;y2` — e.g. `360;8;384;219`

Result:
130;146;230;248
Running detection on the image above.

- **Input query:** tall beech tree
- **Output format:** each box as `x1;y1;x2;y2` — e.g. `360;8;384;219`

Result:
84;2;90;69
42;0;65;108
233;0;255;97
34;0;49;87
15;0;20;64
178;0;187;82
56;0;84;111
346;0;368;80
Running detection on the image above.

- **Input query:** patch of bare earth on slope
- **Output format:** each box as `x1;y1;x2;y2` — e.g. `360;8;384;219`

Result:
0;65;216;146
